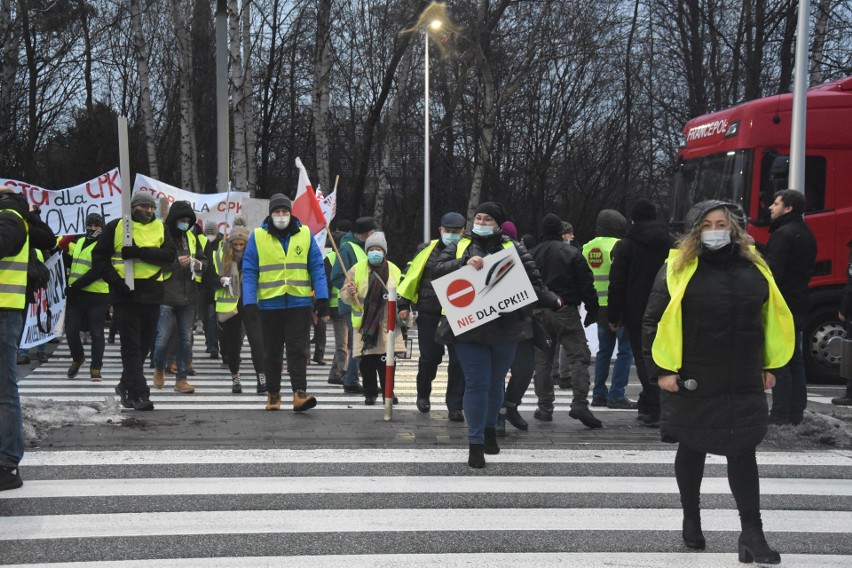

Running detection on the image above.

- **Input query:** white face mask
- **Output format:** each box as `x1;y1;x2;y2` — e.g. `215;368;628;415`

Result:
700;229;731;250
472;224;494;237
272;215;291;230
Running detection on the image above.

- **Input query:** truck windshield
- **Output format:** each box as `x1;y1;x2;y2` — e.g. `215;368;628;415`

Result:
670;149;753;228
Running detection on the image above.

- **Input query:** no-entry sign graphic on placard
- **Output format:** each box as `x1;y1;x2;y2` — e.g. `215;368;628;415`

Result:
446;279;476;307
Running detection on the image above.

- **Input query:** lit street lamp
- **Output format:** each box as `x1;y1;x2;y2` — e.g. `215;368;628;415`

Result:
423;18;443;243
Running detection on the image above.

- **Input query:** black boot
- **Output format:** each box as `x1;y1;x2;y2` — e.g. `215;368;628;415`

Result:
738;522;780;564
682;515;706;550
468;444;485;468
484;428;500;455
504;405;529;431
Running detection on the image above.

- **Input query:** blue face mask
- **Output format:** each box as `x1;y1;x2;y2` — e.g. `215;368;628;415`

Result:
441;233;461;246
367;250;384;265
177;222;190;232
472;224;494;237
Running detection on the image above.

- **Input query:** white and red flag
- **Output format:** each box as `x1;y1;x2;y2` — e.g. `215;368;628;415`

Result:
292;157;335;250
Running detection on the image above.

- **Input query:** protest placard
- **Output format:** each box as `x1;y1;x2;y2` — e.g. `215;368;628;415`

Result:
431;245;537;336
19;252;66;349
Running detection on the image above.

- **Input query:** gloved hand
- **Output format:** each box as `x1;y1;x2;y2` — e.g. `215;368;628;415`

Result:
314;298;329;319
583;309;598;328
121;245;142;259
552;297;564;311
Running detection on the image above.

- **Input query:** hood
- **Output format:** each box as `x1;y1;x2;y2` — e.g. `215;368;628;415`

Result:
0;192;29;218
165;201;197;229
595;209;626;238
627;220;674;249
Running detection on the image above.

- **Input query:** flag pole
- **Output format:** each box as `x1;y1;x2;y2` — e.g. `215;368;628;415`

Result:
323;175;362;311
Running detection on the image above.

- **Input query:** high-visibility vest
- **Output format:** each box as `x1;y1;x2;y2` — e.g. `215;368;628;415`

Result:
397;240;439;304
0;209;29;309
325;250;339;308
111;219;166;281
212;243;239;313
455;237;512;258
349;259;401;330
68;239;108;294
254;226;313;300
582;236;619;307
651;250;794;372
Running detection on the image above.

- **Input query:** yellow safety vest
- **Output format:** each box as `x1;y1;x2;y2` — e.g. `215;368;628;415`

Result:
350;259;401;330
163;231;201;282
68;239;109;294
111;219;166;281
651;250;794;372
0;209;29;309
582;236;619;307
212;242;239;313
455;237;512;258
325;250;339;308
254;226;312;300
397;240;439;303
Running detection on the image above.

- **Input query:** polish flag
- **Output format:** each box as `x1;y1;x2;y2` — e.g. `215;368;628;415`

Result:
292;158;332;249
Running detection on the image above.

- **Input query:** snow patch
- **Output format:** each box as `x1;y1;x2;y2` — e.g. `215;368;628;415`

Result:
21;397;123;441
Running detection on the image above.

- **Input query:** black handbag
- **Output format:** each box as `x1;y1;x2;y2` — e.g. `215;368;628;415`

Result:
531;311;553;350
26;250;50;301
434;315;456;345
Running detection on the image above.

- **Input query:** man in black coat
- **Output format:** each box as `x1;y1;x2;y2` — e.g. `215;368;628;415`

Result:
834;241;852;406
766;189;817;425
531;213;601;429
608;199;676;427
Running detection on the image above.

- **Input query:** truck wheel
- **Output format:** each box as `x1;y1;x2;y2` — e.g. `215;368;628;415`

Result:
803;307;845;384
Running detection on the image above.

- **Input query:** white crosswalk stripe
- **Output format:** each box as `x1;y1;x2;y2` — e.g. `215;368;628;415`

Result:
2;449;850;565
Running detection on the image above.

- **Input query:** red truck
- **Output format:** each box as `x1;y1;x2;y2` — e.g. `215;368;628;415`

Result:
671;76;852;383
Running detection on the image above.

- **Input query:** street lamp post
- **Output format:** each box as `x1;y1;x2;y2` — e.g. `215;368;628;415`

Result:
423;19;442;244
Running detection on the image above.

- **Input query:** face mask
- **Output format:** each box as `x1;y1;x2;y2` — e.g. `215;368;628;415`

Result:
367;250;384;265
472;224;494;237
132;209;154;224
86;229;101;240
564;238;573;245
206;234;217;242
272;215;290;230
177;222;191;232
441;233;461;246
700;229;731;250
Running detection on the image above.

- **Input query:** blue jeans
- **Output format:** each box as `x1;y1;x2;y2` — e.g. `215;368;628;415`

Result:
771;330;806;421
593;323;633;401
455;341;516;444
0;309;24;468
153;304;194;380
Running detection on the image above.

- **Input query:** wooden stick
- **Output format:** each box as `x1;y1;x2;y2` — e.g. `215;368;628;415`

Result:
324;175;362;311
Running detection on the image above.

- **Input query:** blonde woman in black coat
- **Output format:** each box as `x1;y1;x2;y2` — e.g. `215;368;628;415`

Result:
643;200;793;565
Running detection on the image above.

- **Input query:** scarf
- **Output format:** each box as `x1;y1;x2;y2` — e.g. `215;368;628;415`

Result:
360;260;389;351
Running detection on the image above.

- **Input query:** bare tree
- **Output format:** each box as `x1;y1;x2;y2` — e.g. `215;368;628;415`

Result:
131;0;159;178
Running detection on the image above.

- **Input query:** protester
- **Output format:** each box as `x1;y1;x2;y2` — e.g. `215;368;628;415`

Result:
397;212;466;417
531;213;602;429
608;198;675;427
582;209;635;409
330;217;376;394
561;222;575;246
643;200;792;563
323;230;348;386
340;232;404;404
834;240;852;406
200;220;222;359
65;213;110;381
432;202;561;468
765;189;817;425
242;193;328;411
93;190;176;411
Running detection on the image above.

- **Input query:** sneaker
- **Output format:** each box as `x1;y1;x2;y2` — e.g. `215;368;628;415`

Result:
607;398;638;410
591;396;608;407
133;397;154;411
90;369;102;382
114;384;133;409
293;389;317;412
0;466;23;491
569;406;603;429
231;373;242;394
266;392;282;411
174;380;195;394
67;359;84;378
447;409;465;422
831;396;852;406
533;409;553;422
256;373;268;394
343;383;364;394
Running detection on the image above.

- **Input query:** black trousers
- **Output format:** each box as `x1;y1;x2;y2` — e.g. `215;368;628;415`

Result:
260;307;311;393
114;302;159;400
504;339;535;407
626;321;660;417
675;443;761;525
415;314;465;410
359;354;388;398
65;300;108;370
220;303;266;376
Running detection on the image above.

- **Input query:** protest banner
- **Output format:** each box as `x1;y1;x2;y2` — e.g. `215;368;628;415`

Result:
19;252;66;349
133;174;248;235
0;170;122;236
431;246;537;336
240;197;269;231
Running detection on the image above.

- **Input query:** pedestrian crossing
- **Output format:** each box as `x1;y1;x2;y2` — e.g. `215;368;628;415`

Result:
2;448;850;565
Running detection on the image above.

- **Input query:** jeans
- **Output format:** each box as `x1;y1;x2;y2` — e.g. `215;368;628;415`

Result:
260;307;312;393
327;310;348;382
65;300;108;370
504;339;535;407
0;309;24;468
534;306;592;413
455;341;516;444
593;323;633;401
114;302;159;400
343;318;361;386
414;314;465;410
153;304;195;380
771;330;806;421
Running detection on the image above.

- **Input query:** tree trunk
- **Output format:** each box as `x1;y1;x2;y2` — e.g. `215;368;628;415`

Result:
312;0;333;190
375;50;412;226
242;0;257;195
0;0;18;168
810;0;832;85
78;0;93;117
131;0;159;178
229;0;248;193
171;0;201;192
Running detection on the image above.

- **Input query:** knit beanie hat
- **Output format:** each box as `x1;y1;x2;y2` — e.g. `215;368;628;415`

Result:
85;213;104;227
354;216;376;234
364;231;388;254
501;221;518;240
228;217;250;242
131;191;156;208
268;193;292;214
630;198;657;223
539;213;564;238
562;222;574;235
204;220;218;235
474;201;507;226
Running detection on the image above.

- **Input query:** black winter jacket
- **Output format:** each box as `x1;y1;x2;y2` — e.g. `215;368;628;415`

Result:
765;212;816;327
397;240;450;317
161;201;205;306
642;245;770;456
608;221;675;327
531;235;598;314
432;232;560;344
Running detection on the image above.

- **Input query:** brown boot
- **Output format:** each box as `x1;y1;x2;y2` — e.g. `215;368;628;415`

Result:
166;361;177;375
293;389;317;412
266;392;282;411
153;369;165;389
174;379;195;393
